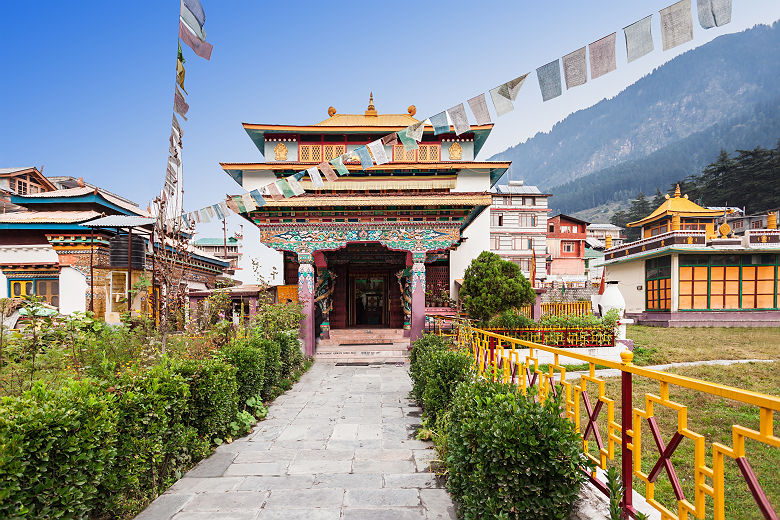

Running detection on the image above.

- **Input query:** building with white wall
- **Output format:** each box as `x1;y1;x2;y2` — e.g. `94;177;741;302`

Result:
489;181;549;283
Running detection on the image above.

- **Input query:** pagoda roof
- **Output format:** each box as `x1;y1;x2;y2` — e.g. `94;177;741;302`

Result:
221;161;511;187
627;185;722;227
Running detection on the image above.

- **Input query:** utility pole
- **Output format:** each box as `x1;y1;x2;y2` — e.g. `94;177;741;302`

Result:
223;217;228;260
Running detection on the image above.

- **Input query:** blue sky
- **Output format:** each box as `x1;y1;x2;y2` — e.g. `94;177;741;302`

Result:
2;1;779;281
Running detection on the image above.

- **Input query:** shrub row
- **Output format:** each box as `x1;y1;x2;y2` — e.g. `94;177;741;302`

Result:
409;334;591;520
0;331;307;519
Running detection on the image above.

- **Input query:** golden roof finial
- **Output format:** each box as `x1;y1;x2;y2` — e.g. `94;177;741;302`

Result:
674;184;681;198
365;92;377;116
327;106;336;117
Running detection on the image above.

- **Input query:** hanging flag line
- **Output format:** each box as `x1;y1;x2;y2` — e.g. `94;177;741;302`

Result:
175;0;731;227
157;0;213;223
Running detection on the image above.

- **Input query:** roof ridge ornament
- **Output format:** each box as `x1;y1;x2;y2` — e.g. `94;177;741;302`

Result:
365;92;377;116
674;184;681;198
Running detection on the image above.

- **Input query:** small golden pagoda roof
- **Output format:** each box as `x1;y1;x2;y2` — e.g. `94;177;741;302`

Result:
627;185;722;227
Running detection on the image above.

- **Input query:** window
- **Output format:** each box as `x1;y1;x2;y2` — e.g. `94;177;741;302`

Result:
498;215;504;227
560;225;573;233
10;280;33;298
391;144;440;163
549;224;555;232
646;256;672;311
108;271;129;314
530;216;537;227
561;242;575;253
8;279;59;308
679;254;779;310
751;220;763;229
527;239;533;250
523;197;534;206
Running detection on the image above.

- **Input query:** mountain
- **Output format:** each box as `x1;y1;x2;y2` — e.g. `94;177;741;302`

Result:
490;22;780;213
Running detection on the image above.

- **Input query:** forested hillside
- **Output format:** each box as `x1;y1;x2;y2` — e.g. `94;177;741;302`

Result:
611;142;780;241
490;22;780;213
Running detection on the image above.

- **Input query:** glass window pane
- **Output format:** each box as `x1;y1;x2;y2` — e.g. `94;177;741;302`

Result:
756;294;774;308
742;267;756;281
725;266;740;280
693;295;708;308
679;281;692;295
725;294;739;308
742;295;755;308
13;283;20;297
679;295;693;309
25;282;32;294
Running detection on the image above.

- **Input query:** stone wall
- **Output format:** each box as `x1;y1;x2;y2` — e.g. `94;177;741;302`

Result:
540;285;598;303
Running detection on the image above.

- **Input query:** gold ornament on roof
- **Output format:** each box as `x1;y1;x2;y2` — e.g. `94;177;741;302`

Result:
674;184;681;198
408;105;416;116
718;222;731;237
274;142;288;161
328;106;337;117
449;142;462;160
365;92;377;116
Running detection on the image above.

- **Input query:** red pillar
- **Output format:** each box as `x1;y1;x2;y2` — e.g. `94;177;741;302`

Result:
297;252;315;356
410;251;426;343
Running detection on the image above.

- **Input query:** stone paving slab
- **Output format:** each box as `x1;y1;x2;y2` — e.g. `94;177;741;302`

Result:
135;362;456;519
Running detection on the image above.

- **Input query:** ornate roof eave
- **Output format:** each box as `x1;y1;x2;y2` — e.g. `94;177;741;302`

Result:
241;123;496;158
221;161;511;187
232;192;492;208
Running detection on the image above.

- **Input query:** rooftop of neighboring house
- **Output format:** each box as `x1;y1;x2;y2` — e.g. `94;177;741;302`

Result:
491;180;551;196
47;176;139;207
548;213;590;227
12;185;148;217
587;223;623;231
194;237;241;247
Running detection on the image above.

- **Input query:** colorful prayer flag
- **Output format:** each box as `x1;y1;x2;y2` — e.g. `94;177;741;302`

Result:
206;205;215;218
225;196;239;213
276;179;295;198
354;146;374;169
234;196;247;213
367;140;389;165
447;104;470;135
589;33;617;79
536;60;562;102
218;201;229;215
213;204;224;220
306;166;324;188
563;47;587;89
467;94;492;125
174;86;189;119
397;127;419;151
660;0;693;51
179;19;213;60
193;210;201;223
286;175;306;195
199;208;211;223
176;43;187;94
489;74;528;116
623;15;654;62
330;156;349;176
406;120;425;142
182;213;191;228
182;0;205;28
180;0;206;40
318;161;339;182
430;111;449;135
265;181;284;200
381;133;398;146
249;189;266;207
172;114;183;139
242;192;257;210
697;0;731;28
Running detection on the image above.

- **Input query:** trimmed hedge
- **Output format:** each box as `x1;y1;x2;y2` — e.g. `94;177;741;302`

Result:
419;348;472;424
445;379;590;520
277;331;303;378
0;381;118;519
409;334;451;402
261;338;282;400
96;364;202;517
173;357;239;440
221;335;266;408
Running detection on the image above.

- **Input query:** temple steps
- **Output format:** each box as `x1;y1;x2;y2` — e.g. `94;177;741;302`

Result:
315;328;409;363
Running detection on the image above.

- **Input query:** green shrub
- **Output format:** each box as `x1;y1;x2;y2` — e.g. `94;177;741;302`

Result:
221;336;266;408
173;357;238;441
487;309;536;329
459;251;536;323
0;380;118;519
409;334;451;402
445;379;590;520
261;338;282;401
420;348;473;424
97;364;202;517
276;331;303;378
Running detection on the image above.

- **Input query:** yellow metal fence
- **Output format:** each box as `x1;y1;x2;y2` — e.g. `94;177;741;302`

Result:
541;300;592;317
428;315;779;520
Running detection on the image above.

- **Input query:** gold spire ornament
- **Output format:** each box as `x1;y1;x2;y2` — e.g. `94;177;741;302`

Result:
365;92;377;116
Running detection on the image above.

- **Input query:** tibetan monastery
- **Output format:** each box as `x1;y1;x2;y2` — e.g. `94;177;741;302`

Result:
221;97;510;354
603;185;780;326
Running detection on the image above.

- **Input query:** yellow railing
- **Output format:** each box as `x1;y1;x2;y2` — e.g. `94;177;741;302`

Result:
541;300;591;317
428;315;779;520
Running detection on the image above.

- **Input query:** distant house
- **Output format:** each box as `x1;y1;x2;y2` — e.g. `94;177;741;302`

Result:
0;173;230;323
489;181;550;283
603;186;780;326
586;223;625;247
0;167;57;212
546;214;589;278
193;235;244;275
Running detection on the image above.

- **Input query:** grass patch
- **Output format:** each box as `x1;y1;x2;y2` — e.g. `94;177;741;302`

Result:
574;361;779;520
628;326;780;365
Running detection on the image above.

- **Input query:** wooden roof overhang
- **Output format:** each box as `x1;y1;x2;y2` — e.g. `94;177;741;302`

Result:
238;192;491;235
242;123;495;158
221;161;511;187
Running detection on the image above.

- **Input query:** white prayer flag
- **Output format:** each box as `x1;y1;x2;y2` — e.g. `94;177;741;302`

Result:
447;104;470;135
367;140;389;165
467;94;492;125
242;192;257;211
307;166;324;188
660;0;694;51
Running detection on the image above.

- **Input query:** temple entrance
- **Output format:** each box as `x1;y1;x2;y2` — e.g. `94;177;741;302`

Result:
350;273;387;326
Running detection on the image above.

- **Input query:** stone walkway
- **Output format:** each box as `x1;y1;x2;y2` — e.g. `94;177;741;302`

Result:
136;362;456;520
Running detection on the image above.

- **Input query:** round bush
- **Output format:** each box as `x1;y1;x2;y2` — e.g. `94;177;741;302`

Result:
445;379;590;519
420;348;473;424
409;334;451;402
